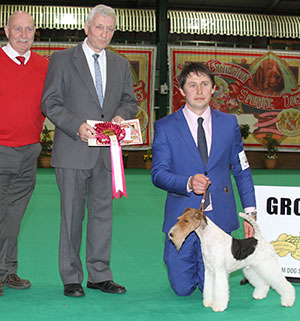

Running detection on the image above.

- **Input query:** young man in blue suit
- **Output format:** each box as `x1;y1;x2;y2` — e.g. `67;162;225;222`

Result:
151;62;257;296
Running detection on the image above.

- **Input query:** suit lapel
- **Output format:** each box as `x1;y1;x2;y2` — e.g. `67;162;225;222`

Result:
175;109;202;162
72;44;101;108
208;109;221;165
103;50;115;110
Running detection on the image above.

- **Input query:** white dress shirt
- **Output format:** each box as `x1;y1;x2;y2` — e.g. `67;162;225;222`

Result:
2;42;31;65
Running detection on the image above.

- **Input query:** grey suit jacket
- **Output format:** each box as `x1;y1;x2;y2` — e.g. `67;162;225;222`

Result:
41;43;138;169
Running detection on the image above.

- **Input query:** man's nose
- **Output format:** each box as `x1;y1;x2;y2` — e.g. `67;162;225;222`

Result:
101;28;109;38
196;85;203;94
19;29;27;38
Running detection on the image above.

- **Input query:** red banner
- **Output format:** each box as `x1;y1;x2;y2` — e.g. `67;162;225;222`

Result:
169;47;300;150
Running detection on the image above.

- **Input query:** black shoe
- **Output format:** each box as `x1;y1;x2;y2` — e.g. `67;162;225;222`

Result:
64;283;85;297
0;282;3;296
87;280;126;294
240;277;249;285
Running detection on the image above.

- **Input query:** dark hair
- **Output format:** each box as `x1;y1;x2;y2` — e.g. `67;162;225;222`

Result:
178;62;215;89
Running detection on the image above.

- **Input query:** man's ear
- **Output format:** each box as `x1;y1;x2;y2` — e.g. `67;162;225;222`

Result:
211;84;216;96
4;25;9;39
179;87;186;97
84;23;88;36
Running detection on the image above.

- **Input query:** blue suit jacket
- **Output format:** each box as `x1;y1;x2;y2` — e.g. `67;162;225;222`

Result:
151;107;256;234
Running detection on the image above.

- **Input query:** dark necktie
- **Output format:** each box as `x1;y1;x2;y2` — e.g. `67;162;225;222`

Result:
197;117;210;208
16;56;25;65
92;54;104;107
197;117;208;165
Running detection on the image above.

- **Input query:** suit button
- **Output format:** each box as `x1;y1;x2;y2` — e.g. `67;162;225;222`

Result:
205;171;208;175
224;187;228;192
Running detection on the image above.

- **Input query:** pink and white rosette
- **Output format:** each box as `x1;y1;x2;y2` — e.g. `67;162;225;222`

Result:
94;122;127;199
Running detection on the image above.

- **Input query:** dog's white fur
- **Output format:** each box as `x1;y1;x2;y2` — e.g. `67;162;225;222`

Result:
168;208;295;312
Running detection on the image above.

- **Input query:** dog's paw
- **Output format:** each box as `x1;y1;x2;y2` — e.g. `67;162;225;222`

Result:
281;300;294;307
203;300;212;308
212;305;227;312
253;293;267;300
281;295;295;307
253;287;269;300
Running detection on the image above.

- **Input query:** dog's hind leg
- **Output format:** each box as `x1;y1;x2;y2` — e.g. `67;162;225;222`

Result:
203;268;214;308
211;268;229;312
243;267;269;300
257;259;295;307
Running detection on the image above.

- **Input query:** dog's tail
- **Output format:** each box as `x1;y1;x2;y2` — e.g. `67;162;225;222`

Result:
239;212;263;238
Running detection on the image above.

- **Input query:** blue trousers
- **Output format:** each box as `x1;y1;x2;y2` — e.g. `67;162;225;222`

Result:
164;232;204;296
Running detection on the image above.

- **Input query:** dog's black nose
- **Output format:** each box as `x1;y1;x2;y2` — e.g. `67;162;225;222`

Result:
169;232;173;238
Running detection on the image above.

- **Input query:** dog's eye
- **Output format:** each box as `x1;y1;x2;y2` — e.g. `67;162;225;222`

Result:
183;219;189;223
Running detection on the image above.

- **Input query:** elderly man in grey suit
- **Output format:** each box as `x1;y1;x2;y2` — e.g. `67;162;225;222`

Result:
41;4;137;297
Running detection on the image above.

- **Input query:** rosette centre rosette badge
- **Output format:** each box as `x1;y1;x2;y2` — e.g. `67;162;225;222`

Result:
94;122;126;145
87;120;142;199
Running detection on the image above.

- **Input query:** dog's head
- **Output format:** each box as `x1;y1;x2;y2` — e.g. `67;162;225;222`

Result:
168;207;207;251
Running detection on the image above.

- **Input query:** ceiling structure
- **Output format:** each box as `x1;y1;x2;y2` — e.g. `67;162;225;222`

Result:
1;0;300;16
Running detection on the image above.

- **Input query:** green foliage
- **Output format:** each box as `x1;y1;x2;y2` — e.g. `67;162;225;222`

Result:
143;149;152;161
239;124;250;140
263;134;279;159
40;125;53;157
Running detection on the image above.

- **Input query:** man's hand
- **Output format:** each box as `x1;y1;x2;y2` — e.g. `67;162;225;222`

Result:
111;116;125;125
243;220;254;238
78;123;96;142
189;174;211;195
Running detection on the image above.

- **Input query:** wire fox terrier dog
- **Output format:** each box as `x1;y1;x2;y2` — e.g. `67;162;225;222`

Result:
168;207;295;312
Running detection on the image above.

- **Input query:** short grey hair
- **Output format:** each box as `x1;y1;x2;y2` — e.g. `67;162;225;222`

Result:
86;4;116;27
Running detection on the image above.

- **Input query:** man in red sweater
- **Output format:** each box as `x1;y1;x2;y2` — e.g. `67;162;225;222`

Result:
0;11;48;296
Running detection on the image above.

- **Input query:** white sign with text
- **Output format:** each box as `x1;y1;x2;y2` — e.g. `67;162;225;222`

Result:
255;185;300;279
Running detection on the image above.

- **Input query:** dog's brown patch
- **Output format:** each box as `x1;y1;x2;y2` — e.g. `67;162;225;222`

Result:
169;207;208;250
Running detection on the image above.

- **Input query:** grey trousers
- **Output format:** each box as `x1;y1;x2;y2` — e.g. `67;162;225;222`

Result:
55;151;113;285
0;143;41;281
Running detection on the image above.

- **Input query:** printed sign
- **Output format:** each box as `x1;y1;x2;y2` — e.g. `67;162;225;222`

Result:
255;185;300;278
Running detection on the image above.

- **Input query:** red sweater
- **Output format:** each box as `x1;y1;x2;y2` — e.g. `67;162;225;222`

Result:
0;49;49;147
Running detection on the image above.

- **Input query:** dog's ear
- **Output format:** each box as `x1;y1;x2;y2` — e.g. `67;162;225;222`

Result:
194;210;207;224
183;207;191;214
194;210;202;221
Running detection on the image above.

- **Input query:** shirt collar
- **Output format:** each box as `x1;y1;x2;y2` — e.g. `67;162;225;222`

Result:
82;38;106;60
183;105;211;125
3;42;31;64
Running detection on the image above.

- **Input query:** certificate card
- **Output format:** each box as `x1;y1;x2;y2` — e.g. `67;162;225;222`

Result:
87;119;143;146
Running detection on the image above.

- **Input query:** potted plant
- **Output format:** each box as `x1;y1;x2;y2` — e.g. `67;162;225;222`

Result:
239;124;250;140
143;149;152;170
262;134;279;170
38;125;53;168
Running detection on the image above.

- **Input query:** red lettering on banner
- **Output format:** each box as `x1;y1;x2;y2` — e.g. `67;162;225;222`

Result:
230;85;300;110
206;59;300;110
207;59;251;84
133;80;146;104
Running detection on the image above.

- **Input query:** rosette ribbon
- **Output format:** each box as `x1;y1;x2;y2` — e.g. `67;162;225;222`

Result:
94;122;127;199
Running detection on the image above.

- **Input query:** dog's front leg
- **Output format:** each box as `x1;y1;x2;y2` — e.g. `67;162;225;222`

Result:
203;268;214;308
212;268;229;312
